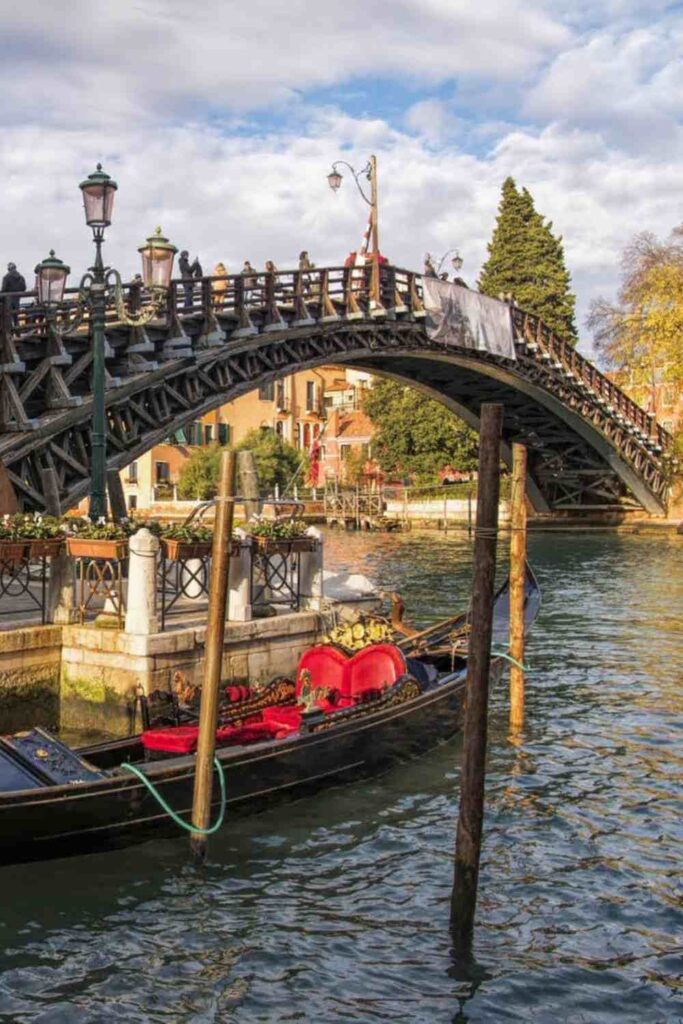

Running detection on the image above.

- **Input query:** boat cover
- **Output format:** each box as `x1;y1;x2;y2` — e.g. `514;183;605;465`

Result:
0;727;106;791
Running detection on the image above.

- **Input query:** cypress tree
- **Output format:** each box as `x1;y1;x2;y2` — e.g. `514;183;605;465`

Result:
479;177;577;343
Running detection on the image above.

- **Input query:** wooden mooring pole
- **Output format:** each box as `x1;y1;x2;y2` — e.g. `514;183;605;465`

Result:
190;449;236;862
509;443;528;732
450;403;503;950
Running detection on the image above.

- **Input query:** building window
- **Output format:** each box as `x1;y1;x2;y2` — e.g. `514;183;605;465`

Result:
306;381;315;411
259;382;274;401
275;419;284;437
218;422;230;445
190;421;203;445
276;380;286;409
340;444;350;461
155;461;170;483
661;386;674;409
127;461;138;483
127;494;137;511
204;424;213;445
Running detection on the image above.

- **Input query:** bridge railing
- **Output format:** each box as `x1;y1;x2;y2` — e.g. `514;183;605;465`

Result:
0;263;671;454
511;306;669;451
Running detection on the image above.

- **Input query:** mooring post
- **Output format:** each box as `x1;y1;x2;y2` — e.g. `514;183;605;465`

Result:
190;450;236;862
509;443;528;731
451;402;503;951
237;449;260;523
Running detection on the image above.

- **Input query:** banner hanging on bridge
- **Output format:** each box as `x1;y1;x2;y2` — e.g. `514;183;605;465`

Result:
422;279;516;361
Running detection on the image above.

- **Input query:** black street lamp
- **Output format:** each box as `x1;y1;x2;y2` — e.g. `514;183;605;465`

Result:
78;163;119;522
426;249;464;277
35;165;176;521
34;250;70;306
326;155;381;304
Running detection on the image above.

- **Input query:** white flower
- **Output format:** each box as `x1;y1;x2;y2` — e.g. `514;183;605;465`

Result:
97;517;106;526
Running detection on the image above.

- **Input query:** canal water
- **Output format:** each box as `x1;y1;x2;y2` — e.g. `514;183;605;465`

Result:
0;528;681;1023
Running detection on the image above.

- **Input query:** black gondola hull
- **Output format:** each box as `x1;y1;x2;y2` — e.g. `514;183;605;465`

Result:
0;565;540;866
0;668;474;866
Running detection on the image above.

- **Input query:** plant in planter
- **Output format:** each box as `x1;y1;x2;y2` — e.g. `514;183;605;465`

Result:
13;513;66;558
65;518;131;560
0;513;66;562
0;514;30;566
247;516;314;552
158;522;217;561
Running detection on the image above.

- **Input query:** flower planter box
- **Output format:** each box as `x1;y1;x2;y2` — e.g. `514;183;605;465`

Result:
161;539;213;561
251;536;315;555
161;539;241;561
27;538;64;560
0;540;29;567
67;538;128;561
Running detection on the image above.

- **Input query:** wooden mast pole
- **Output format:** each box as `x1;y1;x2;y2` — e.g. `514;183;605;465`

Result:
450;402;503;950
190;449;236;862
509;443;528;731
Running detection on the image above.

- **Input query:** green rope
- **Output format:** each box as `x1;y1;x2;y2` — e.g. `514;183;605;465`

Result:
120;756;227;835
490;648;531;672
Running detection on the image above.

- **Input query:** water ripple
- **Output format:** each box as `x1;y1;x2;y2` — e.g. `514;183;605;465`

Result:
0;530;681;1022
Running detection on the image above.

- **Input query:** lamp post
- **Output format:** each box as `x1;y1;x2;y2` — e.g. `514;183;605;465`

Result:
35;165;177;521
327;155;381;304
426;249;464;277
79;164;117;521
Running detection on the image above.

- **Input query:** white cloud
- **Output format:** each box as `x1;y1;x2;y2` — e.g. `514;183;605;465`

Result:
0;0;569;126
525;20;683;150
0;0;679;360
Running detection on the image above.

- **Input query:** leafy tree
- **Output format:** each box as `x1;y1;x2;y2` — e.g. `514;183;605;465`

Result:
588;227;683;446
479;176;577;343
342;446;369;486
235;429;307;493
177;428;306;499
363;380;479;484
177;445;222;500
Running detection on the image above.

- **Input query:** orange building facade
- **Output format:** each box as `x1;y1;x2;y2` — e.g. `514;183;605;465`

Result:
118;367;375;511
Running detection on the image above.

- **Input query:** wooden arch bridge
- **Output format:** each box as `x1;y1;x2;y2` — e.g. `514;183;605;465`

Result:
0;263;672;515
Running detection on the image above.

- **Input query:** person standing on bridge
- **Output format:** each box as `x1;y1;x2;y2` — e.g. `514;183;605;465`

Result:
2;263;27;320
212;262;229;310
242;260;258;304
424;255;437;278
179;251;202;311
299;251;315;296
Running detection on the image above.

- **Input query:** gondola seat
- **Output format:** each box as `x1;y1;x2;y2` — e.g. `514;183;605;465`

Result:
345;644;407;701
141;718;295;754
141;643;410;754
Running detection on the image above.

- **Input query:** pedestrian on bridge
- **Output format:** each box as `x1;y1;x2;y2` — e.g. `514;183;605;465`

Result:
242;261;257;304
179;251;202;311
212;262;229;310
1;263;27;319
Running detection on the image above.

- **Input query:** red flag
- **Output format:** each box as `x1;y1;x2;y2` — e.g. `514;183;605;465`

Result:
308;437;321;486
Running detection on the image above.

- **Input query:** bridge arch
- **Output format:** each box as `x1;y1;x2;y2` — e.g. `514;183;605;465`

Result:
0;266;670;515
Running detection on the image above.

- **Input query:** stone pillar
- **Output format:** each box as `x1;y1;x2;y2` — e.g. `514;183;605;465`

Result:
125;528;160;635
300;527;324;611
48;545;79;624
228;531;252;621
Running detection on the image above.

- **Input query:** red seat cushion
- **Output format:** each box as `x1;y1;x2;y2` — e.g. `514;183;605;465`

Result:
296;645;347;697
262;705;302;730
142;725;199;754
345;644;407;700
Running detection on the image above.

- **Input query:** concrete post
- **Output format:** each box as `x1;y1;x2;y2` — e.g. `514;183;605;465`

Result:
228;530;252;621
300;526;324;611
125;528;160;635
48;545;79;624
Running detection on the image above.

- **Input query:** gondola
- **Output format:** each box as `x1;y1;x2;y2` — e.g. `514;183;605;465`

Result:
0;567;541;866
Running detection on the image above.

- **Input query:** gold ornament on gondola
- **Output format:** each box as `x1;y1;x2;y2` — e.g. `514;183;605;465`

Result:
319;615;396;653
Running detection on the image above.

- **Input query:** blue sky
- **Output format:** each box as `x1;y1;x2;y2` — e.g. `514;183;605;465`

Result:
0;0;681;352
